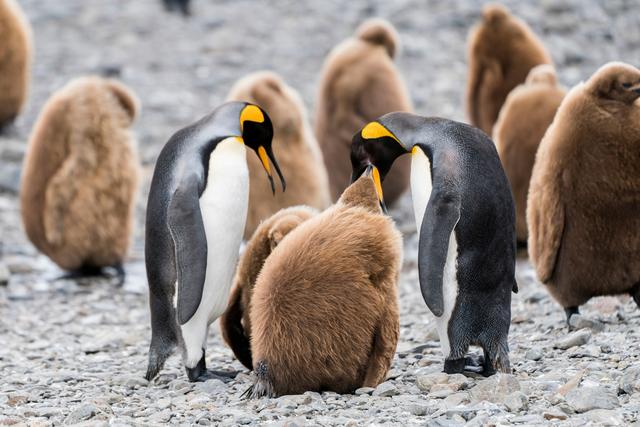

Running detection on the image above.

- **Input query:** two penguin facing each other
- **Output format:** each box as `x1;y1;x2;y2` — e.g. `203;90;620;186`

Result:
143;100;402;394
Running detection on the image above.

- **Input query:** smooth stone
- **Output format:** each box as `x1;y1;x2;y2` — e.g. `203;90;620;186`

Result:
469;374;521;404
619;367;640;395
416;372;449;392
566;387;619;413
582;409;624;426
408;403;430;416
525;347;543;361
569;314;604;332
354;387;374;396
194;379;227;395
372;381;399;397
64;403;99;424
503;391;529;412
554;329;592;350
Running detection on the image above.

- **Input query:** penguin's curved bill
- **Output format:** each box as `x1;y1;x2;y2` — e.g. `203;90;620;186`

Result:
257;145;286;195
364;164;387;215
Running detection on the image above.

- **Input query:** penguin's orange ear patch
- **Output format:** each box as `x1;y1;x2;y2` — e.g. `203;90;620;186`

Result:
240;105;265;130
361;121;400;144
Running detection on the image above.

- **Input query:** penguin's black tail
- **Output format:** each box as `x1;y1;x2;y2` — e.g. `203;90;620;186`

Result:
242;360;276;399
145;291;178;381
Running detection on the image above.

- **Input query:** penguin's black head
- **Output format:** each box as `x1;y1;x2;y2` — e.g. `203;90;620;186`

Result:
350;118;411;213
239;104;286;194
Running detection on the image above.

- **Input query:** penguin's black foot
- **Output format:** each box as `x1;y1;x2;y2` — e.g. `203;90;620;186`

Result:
186;354;207;382
193;369;241;383
564;306;580;327
162;0;191;15
631;283;640;309
54;264;125;286
111;263;126;287
443;358;466;374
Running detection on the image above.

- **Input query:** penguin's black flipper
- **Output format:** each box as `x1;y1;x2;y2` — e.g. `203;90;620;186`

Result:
418;189;461;317
168;173;207;325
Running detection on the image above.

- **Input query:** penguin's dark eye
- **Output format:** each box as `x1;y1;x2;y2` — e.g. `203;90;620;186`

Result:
622;82;632;89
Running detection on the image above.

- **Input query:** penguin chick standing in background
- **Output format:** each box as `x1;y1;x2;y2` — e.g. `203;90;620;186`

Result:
248;174;402;397
21;76;140;283
0;0;32;130
466;3;552;136
226;71;331;239
145;102;285;382
351;113;517;376
528;62;640;325
315;18;413;206
493;64;566;244
220;206;317;370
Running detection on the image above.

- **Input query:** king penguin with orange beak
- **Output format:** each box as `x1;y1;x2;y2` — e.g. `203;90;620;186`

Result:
351;113;517;376
145;102;285;381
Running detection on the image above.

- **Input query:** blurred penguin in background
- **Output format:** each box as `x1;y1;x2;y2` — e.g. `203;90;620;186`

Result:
227;71;331;239
494;64;565;244
162;0;190;15
20;77;141;284
315;18;413;206
466;3;552;136
528;62;640;325
0;0;32;131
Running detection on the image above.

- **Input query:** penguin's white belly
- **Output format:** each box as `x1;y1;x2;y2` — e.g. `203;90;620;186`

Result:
180;138;249;365
411;149;459;358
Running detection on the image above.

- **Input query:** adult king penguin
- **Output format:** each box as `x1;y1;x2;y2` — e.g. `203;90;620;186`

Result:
145;102;285;382
350;113;517;375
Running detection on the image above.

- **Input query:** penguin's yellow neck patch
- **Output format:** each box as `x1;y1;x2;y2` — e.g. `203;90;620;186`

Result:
361;122;400;144
240;105;265;131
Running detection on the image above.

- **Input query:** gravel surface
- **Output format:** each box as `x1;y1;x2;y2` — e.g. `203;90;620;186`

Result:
2;0;640;425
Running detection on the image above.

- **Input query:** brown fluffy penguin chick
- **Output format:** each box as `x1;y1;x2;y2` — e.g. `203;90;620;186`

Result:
247;175;402;397
315;18;413;205
493;64;565;243
20;76;140;275
527;62;640;321
226;71;331;239
466;3;552;136
0;0;32;129
220;206;317;370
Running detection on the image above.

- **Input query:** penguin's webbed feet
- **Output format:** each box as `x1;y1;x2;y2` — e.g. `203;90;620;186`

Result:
631;283;640;309
186;353;207;382
564;306;580;328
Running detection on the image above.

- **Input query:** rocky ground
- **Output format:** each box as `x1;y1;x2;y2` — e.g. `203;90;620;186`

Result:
1;0;640;425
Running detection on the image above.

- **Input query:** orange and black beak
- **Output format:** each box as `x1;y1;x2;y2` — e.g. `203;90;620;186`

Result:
364;164;387;214
239;104;286;195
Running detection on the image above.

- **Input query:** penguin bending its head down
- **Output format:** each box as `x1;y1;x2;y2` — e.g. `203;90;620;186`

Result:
226;71;331;239
0;0;32;130
351;113;517;376
527;62;640;325
466;3;552;136
315;18;413;206
145;102;285;382
220;206;317;370
20;76;140;282
493;64;566;244
247;174;402;397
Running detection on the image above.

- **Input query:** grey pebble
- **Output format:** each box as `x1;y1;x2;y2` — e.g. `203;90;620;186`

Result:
554;328;592;350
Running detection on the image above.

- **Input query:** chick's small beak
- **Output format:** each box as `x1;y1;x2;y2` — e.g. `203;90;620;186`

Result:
257;145;286;195
364;164;388;215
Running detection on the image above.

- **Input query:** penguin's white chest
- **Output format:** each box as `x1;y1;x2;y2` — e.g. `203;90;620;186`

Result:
198;138;249;321
411;149;459;358
179;138;249;365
